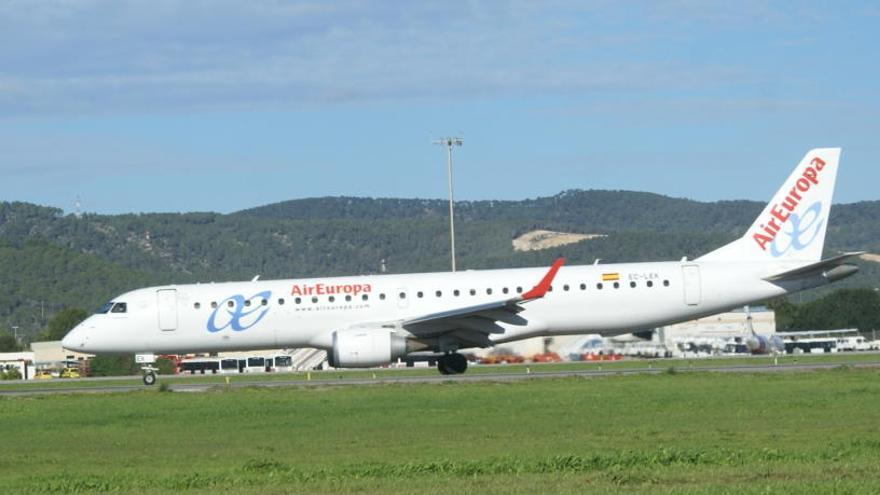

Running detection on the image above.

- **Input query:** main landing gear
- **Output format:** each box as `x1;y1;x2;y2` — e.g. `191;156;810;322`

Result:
437;353;468;375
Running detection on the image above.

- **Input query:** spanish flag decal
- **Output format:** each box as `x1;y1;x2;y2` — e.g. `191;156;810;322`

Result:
601;273;620;282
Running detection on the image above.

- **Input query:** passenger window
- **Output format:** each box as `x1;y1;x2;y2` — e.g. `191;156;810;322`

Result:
295;297;302;304
613;282;620;289
211;302;218;309
111;302;127;313
345;295;352;302
663;280;670;287
227;300;235;308
399;292;406;299
417;291;424;298
516;287;523;294
647;281;653;288
261;299;268;306
244;300;252;307
194;302;201;309
548;285;553;292
311;296;318;303
435;290;442;297
502;287;509;294
278;298;285;305
469;289;476;296
580;283;586;290
630;281;636;288
329;296;335;303
362;294;369;301
454;289;460;296
563;284;570;291
596;283;603;290
380;293;386;300
486;288;493;295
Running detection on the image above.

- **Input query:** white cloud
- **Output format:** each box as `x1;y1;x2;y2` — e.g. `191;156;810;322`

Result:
0;0;859;116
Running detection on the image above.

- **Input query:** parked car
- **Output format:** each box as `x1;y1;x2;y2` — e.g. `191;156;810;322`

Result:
60;368;81;379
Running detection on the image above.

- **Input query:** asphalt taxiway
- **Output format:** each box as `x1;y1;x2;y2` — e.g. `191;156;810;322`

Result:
2;360;878;396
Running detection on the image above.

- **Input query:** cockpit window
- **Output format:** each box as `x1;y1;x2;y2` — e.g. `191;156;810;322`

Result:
110;302;127;314
95;302;114;314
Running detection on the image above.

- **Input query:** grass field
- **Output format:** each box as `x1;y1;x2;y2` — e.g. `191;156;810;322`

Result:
2;366;880;494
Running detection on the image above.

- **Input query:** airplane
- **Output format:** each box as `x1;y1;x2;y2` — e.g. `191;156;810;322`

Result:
62;148;863;384
742;305;785;355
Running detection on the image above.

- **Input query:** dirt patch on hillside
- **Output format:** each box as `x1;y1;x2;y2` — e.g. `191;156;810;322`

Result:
859;253;880;263
512;230;605;252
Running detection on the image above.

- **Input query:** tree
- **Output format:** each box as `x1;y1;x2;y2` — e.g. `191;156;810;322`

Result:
89;355;140;376
777;289;880;332
0;330;19;352
0;368;21;380
766;297;798;331
40;308;88;341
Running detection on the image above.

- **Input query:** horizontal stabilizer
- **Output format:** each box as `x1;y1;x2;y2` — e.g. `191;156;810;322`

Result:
763;252;865;282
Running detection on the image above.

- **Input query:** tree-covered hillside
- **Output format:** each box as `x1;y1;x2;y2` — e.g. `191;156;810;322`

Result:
1;191;879;340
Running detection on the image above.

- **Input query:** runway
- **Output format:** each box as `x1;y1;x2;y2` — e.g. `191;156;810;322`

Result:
3;360;879;396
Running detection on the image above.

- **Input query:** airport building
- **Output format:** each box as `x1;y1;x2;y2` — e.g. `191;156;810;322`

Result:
0;341;92;380
658;306;775;357
661;306;775;339
465;307;778;360
30;340;93;364
0;352;36;380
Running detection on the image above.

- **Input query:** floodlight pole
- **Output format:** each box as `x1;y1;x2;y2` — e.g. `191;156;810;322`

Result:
434;137;462;272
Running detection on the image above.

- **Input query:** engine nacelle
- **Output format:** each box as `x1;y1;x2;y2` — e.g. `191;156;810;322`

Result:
746;334;784;355
329;328;408;368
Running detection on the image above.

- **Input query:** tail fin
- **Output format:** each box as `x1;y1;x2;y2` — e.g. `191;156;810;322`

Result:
698;148;841;263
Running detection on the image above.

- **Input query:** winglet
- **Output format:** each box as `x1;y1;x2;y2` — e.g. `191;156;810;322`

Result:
521;258;565;300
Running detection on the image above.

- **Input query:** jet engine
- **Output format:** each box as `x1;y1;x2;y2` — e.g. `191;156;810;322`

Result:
329;328;408;368
745;334;784;355
742;305;784;355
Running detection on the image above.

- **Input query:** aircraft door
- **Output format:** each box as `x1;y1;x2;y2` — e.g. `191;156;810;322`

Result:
681;265;701;306
157;289;178;331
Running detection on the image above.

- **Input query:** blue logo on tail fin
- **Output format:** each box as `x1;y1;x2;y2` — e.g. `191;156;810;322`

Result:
770;201;824;258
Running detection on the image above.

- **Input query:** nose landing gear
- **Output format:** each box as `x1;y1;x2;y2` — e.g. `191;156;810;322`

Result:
136;353;159;386
437;353;468;375
142;369;157;386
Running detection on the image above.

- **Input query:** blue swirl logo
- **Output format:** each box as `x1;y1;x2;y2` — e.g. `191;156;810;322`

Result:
207;291;272;333
770;201;824;258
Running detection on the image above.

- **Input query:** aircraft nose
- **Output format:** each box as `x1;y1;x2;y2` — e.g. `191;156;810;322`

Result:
62;324;88;351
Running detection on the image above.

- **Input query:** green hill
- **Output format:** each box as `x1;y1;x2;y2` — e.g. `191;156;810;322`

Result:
1;191;879;340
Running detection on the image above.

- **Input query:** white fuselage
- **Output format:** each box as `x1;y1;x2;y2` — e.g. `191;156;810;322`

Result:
60;147;853;365
63;259;810;356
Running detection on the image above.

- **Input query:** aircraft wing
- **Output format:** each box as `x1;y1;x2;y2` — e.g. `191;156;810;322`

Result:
763;252;865;282
396;258;564;347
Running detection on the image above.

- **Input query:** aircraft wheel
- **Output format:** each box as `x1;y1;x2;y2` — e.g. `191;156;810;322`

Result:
447;353;468;374
437;353;468;375
437;359;452;375
143;371;157;386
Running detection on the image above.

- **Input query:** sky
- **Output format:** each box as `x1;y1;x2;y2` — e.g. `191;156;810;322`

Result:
0;0;878;214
